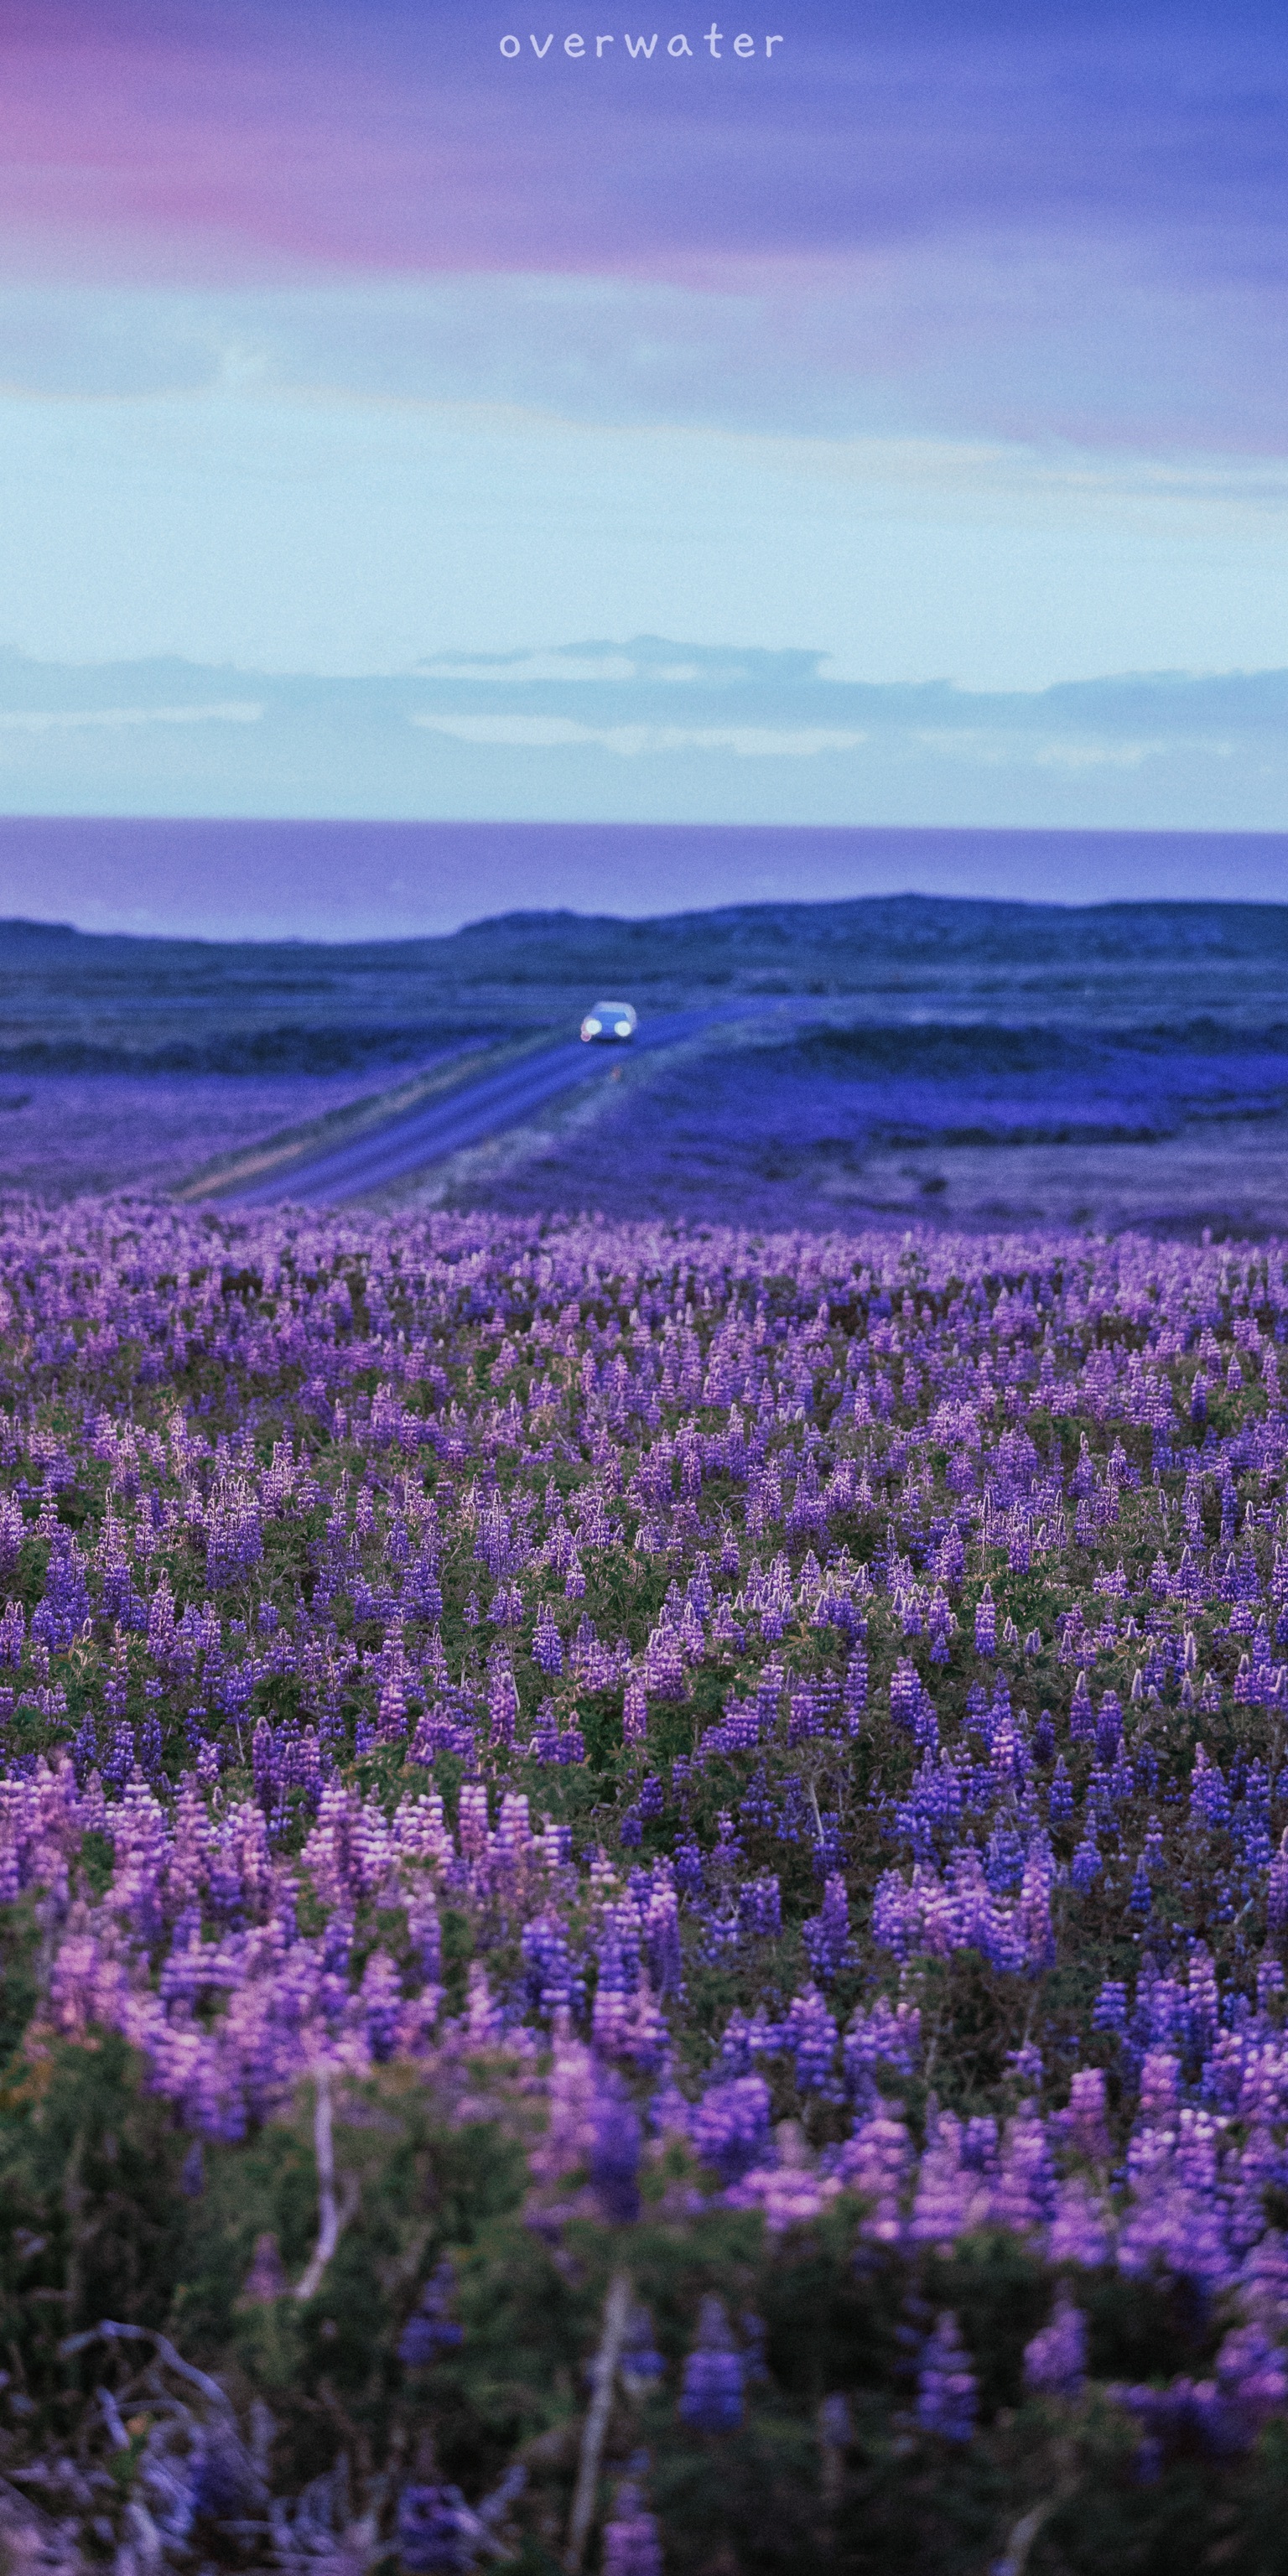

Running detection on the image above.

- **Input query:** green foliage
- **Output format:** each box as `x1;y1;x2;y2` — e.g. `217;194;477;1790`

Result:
0;2035;1286;2569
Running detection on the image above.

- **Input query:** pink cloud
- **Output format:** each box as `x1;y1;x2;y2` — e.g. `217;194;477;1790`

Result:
1;0;1282;298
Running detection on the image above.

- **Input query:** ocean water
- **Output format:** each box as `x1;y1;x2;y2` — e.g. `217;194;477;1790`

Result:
0;816;1286;943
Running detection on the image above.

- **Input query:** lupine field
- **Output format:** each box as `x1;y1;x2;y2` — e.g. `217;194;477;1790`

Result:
6;1199;1288;2572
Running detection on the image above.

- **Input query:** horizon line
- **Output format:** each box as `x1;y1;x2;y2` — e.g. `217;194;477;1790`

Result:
7;875;1288;955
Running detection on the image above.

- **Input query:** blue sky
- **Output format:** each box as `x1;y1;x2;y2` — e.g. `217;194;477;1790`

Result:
0;1;1284;866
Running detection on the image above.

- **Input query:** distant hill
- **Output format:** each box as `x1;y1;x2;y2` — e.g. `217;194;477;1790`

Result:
438;895;1288;979
5;890;1288;973
3;894;1288;1069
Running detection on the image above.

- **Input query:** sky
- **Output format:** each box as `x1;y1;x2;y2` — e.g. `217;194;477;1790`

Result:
0;0;1285;880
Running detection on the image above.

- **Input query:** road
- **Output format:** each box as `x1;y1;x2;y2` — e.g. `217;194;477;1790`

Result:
221;1007;735;1206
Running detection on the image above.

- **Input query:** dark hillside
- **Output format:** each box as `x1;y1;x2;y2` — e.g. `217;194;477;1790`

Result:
3;895;1288;1070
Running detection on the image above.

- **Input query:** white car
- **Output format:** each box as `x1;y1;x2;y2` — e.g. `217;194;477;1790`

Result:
580;1000;637;1043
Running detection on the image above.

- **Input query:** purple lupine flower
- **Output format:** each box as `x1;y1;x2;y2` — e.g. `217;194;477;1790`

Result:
810;1808;845;1881
592;1914;639;2058
1071;1826;1101;1893
620;2310;666;2392
396;2482;475;2573
1241;2230;1288;2330
927;1587;953;1663
1214;2320;1288;2433
33;1533;91;1650
486;1659;518;1748
736;1872;782;1940
1114;2376;1243;2465
1187;1944;1220;2058
974;1587;996;1656
623;1674;648;1741
589;2080;642;2225
642;1622;686;1701
693;2075;772;2184
802;1873;853;1983
1095;1689;1123;1764
830;2101;911;2243
532;1602;563;1675
909;2111;988;2252
601;2471;663;2576
1067;1670;1093;1740
101;1721;136;1793
251;1715;273;1809
0;1492;23;1583
361;1950;404;2064
679;2297;745;2433
842;1644;868;1734
1064;2067;1109;2163
1190;1744;1229;1831
1023;2295;1087;2400
70;1715;97;1783
917;2312;977;2442
1048;1753;1074;1823
1128;1857;1152;1918
378;1651;409;1742
642;1871;683;1997
1093;1978;1129;2041
1048;2174;1114;2269
784;1987;840;2096
989;2106;1053;2236
889;1657;921;1732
